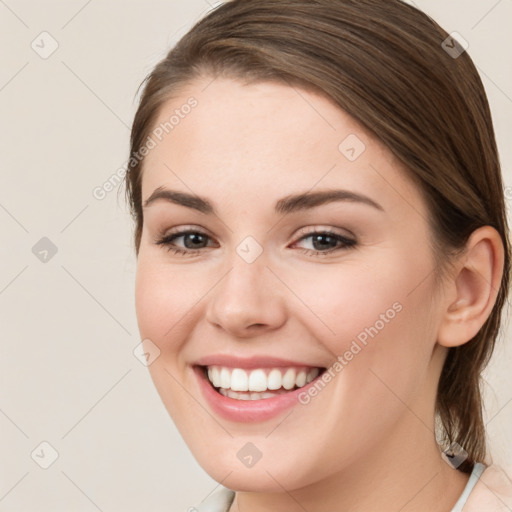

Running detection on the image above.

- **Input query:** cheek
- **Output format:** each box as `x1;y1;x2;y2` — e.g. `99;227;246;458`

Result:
282;257;420;350
134;258;205;351
285;254;437;400
134;258;203;420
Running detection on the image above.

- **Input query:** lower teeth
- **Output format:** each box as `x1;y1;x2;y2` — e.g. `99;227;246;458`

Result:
218;388;293;400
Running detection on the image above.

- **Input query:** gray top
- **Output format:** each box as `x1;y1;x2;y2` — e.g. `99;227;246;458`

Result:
190;462;486;512
192;487;235;511
450;462;486;512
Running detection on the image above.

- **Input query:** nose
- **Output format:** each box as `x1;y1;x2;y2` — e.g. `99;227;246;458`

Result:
205;255;287;338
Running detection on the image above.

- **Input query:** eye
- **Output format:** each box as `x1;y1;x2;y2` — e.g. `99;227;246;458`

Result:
292;228;357;256
154;229;217;256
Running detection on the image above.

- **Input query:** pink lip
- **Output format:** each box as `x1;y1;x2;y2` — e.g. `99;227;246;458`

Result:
194;354;321;369
193;365;324;423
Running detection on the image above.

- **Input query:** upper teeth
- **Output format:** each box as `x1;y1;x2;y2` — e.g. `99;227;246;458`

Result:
206;366;320;392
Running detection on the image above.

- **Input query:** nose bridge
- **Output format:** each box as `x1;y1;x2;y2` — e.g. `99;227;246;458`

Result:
205;243;286;335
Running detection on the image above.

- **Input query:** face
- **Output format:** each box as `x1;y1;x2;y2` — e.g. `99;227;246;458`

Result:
135;77;447;492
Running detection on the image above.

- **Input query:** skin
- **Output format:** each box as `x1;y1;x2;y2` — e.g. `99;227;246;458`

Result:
134;77;504;511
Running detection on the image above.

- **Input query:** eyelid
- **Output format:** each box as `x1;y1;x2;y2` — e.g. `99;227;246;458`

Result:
293;225;356;240
158;224;213;240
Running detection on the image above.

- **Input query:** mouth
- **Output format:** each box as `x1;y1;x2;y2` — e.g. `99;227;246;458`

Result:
199;365;326;401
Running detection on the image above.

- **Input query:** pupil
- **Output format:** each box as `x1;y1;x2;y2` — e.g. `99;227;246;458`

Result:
185;233;206;248
313;234;335;250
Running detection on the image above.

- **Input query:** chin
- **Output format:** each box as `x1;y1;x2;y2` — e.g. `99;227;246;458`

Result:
185;435;325;494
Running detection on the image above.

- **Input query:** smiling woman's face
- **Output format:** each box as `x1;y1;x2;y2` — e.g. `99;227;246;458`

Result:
135;77;449;492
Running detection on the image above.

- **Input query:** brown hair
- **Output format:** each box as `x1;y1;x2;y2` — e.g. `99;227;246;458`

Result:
124;0;510;472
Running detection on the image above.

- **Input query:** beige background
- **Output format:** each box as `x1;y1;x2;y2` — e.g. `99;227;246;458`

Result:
0;1;510;510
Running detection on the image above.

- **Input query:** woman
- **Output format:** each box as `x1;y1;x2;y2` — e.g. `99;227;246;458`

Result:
124;0;512;510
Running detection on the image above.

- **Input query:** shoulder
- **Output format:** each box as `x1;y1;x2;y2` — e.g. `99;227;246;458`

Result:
188;487;235;512
463;463;512;511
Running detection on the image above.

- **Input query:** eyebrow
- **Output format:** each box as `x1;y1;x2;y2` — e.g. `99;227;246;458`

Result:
142;186;384;215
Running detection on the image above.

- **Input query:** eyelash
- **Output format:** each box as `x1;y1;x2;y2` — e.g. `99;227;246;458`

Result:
154;227;357;257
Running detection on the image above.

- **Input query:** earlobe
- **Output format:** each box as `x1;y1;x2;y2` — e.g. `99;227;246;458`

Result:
437;226;504;348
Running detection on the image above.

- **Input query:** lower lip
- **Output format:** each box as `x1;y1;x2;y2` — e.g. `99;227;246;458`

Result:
193;366;321;423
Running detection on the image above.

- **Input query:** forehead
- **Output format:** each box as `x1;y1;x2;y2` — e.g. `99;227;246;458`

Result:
140;77;425;218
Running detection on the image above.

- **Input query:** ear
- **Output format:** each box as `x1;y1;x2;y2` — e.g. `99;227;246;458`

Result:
437;226;505;348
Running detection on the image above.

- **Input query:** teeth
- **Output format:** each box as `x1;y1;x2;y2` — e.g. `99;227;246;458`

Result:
231;368;249;391
219;367;231;388
307;368;320;383
218;388;290;400
282;368;296;390
296;370;307;387
207;367;221;388
248;369;267;392
206;365;322;394
267;369;282;390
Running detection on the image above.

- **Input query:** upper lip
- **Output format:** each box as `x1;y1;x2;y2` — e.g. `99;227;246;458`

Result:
194;354;325;369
